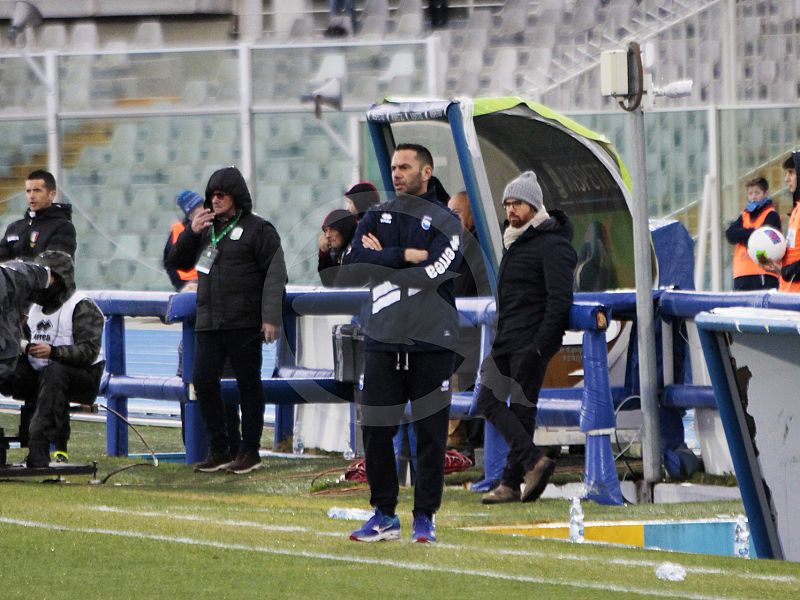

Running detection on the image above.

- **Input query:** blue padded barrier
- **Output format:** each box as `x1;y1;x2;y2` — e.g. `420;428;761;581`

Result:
662;384;717;409
90;288;622;494
470;298;626;505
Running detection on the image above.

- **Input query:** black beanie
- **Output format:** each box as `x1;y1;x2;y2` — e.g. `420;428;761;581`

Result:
322;209;357;244
345;181;380;216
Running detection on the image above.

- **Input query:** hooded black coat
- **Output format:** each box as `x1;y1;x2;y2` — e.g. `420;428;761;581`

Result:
0;203;76;260
492;209;577;358
169;167;287;331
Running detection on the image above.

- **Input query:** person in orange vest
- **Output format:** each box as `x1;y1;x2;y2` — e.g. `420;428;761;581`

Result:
725;176;782;290
163;189;204;292
780;151;800;292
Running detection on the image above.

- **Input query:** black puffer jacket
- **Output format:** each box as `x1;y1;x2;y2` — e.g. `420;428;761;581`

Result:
0;203;76;260
492;209;577;358
169;167;287;331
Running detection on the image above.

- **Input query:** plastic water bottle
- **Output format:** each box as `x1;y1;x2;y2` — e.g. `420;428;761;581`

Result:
327;507;374;521
569;497;584;543
292;423;304;455
734;514;750;559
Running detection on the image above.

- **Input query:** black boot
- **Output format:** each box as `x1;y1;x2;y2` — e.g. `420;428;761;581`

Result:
25;443;50;469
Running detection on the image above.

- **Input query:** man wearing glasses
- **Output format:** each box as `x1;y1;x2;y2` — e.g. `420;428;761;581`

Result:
478;171;576;505
170;166;287;475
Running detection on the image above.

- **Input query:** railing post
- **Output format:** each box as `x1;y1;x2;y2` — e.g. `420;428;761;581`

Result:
273;303;297;449
104;315;128;456
181;318;207;464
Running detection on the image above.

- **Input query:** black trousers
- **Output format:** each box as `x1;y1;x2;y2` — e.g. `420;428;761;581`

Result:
194;328;265;455
476;349;548;488
361;350;455;517
0;355;102;451
733;274;779;290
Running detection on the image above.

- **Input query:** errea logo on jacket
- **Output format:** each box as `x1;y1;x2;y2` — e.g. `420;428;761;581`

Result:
424;236;460;279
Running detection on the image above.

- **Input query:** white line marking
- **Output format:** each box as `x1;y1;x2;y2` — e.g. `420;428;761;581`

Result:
0;517;728;600
92;505;340;538
86;506;796;585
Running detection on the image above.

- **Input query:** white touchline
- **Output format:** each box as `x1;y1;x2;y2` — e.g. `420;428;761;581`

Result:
1;516;729;600
92;505;340;538
88;506;797;585
437;543;799;584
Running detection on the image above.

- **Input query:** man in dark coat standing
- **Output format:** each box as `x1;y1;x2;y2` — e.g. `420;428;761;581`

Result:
478;171;577;505
344;143;462;544
0;170;76;260
170;166;287;474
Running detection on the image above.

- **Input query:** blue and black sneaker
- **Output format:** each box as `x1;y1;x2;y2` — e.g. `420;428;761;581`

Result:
349;508;401;542
412;514;436;543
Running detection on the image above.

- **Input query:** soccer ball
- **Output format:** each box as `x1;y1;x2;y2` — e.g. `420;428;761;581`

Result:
747;226;787;264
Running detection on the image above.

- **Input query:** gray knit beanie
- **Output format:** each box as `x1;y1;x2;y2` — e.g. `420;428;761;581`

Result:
502;171;543;212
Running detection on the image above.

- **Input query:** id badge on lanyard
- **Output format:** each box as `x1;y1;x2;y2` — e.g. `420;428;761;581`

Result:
196;246;219;274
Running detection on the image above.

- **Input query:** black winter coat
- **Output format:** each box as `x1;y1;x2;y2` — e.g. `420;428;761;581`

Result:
343;188;462;352
492;209;577;358
169;167;287;331
0;203;76;260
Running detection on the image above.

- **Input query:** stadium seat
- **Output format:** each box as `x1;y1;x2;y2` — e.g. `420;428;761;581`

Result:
309;53;348;88
360;15;387;39
487;48;518;95
378;51;415;84
35;24;68;50
70;23;99;51
133;21;165;48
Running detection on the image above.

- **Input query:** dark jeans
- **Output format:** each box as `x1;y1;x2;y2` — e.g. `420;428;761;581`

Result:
360;350;455;517
194;328;265;455
733;274;779;290
476;349;548;488
0;355;102;451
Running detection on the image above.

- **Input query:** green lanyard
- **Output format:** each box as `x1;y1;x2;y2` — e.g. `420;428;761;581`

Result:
210;210;242;247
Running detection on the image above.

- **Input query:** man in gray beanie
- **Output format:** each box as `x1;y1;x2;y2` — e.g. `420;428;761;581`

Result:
477;170;577;504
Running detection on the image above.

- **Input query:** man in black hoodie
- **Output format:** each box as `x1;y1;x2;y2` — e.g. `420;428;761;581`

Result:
170;167;287;475
344;143;462;544
478;171;577;505
0;251;104;468
0;170;76;260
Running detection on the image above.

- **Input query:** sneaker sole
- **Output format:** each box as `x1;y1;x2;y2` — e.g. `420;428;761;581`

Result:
194;462;232;473
227;462;262;475
349;529;401;542
521;459;556;503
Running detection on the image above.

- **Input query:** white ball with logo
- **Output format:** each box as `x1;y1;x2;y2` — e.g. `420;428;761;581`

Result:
747;226;787;263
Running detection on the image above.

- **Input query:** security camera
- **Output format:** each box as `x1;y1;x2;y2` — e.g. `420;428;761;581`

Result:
656;80;693;99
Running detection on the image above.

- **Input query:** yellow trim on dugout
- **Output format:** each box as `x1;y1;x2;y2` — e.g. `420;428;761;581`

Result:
469;523;645;547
